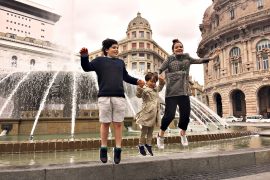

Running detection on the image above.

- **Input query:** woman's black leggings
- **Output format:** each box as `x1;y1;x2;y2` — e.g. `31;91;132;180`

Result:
160;95;191;131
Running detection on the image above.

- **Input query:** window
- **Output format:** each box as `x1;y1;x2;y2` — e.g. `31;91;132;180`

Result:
233;34;239;40
256;39;270;51
229;47;241;57
132;53;137;59
132;62;137;70
139;42;144;48
262;53;269;70
147;43;150;49
30;59;35;70
214;66;220;79
139;31;144;38
147;54;150;59
132;31;136;38
232;61;239;75
147;63;151;70
139;62;145;71
230;9;235;20
214;15;219;27
257;0;263;9
11;56;17;67
139;53;144;58
131;43;136;49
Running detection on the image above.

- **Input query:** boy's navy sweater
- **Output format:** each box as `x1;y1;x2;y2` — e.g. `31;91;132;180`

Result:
81;55;138;98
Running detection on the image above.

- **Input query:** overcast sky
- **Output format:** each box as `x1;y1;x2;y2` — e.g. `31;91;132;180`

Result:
29;0;213;84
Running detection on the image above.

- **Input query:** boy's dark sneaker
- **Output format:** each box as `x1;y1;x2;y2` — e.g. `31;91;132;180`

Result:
100;147;108;163
113;147;122;164
138;145;146;156
145;144;153;156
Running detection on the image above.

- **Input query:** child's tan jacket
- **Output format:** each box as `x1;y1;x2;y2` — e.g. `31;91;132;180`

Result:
135;82;165;127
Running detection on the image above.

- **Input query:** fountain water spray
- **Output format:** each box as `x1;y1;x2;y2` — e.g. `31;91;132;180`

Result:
70;72;77;140
29;71;59;141
0;72;30;117
0;72;15;84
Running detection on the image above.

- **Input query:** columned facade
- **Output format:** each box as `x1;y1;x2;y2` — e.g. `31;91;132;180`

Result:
198;0;270;118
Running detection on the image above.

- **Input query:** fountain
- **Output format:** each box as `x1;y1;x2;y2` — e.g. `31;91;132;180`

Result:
0;65;257;154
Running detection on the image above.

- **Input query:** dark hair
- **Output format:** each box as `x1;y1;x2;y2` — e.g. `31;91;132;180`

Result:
145;72;158;82
102;38;118;56
172;39;183;52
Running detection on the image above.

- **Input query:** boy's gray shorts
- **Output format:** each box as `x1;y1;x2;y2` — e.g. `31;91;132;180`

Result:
97;97;126;123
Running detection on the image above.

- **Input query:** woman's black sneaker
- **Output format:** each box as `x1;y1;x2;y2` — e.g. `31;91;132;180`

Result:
113;147;122;164
100;147;108;163
145;144;153;156
138;145;146;156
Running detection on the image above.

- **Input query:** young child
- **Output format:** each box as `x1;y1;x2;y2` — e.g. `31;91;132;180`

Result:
135;72;165;156
80;38;145;164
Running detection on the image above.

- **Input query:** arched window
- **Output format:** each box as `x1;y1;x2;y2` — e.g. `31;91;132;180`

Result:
256;39;270;70
229;47;241;75
213;56;221;79
256;39;270;51
30;59;35;70
229;47;241;57
30;59;35;66
11;55;17;67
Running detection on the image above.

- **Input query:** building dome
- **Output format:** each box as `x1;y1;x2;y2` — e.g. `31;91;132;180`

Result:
127;12;151;31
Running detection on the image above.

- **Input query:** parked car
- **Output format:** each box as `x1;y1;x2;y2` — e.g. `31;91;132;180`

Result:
224;116;243;122
260;118;270;123
246;115;263;122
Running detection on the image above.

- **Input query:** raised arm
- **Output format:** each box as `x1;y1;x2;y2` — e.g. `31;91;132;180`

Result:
188;53;211;64
158;56;171;74
80;48;95;72
189;50;220;64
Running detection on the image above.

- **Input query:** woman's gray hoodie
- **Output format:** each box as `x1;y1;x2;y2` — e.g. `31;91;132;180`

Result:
159;53;210;97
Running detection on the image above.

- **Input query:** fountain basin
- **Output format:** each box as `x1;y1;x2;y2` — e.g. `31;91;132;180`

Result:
0;131;255;153
0;136;270;180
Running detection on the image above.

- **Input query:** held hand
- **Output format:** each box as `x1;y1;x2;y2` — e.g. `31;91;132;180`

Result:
80;48;88;56
158;75;165;84
137;80;145;88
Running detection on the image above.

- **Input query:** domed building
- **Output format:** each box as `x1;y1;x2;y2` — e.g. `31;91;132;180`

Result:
89;12;168;73
198;0;270;119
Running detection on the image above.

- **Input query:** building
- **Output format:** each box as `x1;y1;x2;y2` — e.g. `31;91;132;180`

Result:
89;13;169;73
198;0;270;118
0;0;73;73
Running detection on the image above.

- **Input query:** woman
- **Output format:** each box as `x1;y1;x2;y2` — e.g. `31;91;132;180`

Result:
157;39;218;148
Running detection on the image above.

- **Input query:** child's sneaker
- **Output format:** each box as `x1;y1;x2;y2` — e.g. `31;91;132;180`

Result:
113;147;122;164
145;144;153;156
156;134;165;149
138;145;146;156
99;147;108;163
180;135;189;146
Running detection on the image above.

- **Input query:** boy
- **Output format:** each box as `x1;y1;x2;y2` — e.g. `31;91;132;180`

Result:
80;38;145;164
